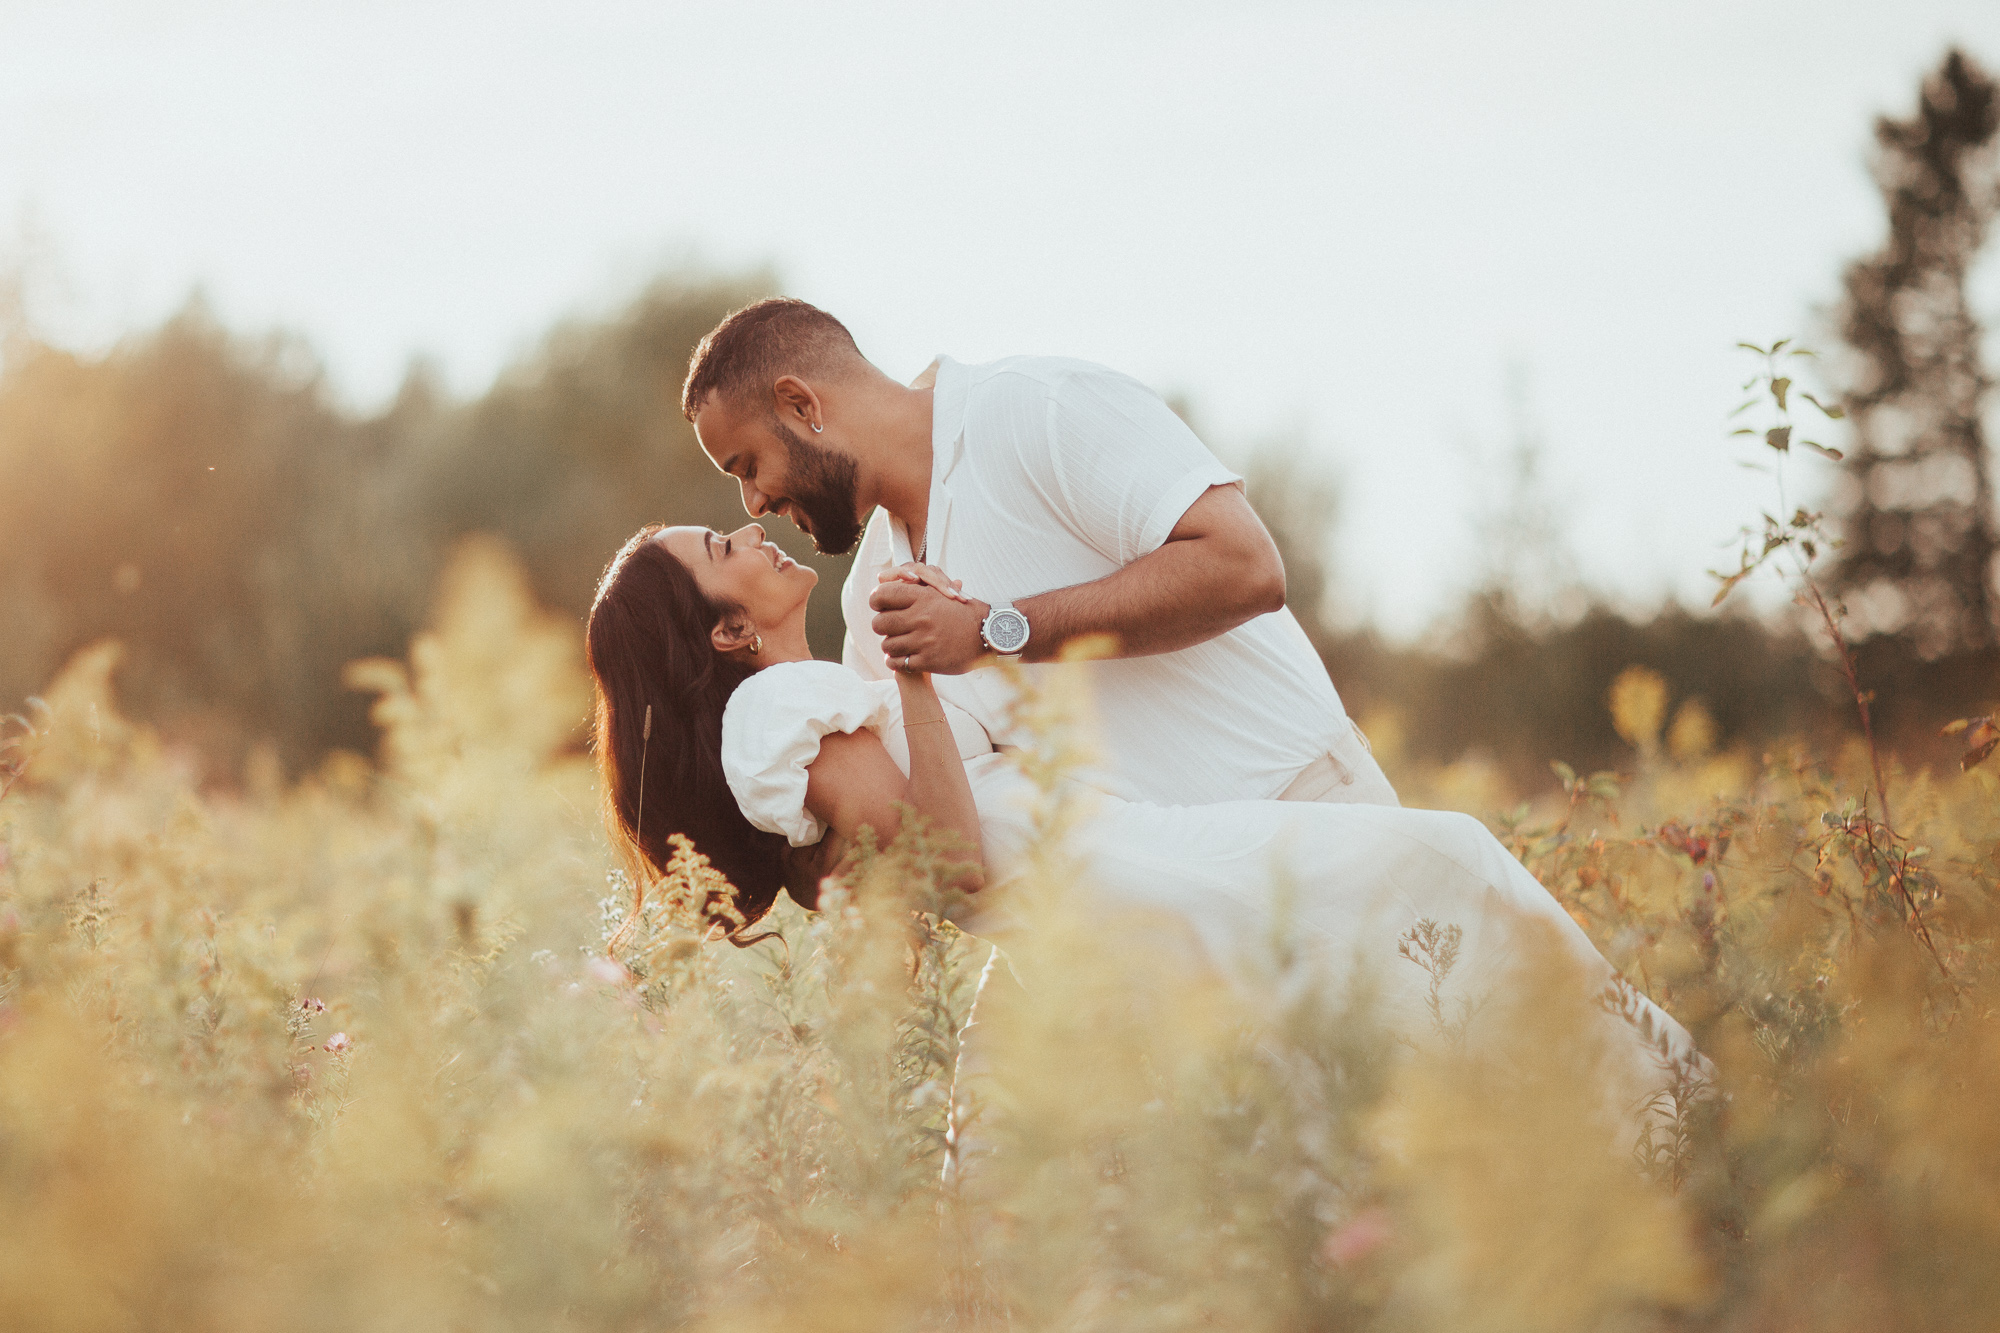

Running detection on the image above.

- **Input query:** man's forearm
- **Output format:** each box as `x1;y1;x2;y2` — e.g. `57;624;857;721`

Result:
1016;539;1283;661
868;486;1288;673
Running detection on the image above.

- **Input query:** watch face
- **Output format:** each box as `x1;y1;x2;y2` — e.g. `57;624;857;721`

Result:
986;607;1031;654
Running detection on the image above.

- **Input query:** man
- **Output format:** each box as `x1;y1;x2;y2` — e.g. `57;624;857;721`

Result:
682;297;1396;808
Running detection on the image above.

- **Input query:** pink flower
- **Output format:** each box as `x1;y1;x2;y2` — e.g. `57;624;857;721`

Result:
586;956;632;985
298;997;327;1014
1321;1207;1392;1266
323;1032;352;1054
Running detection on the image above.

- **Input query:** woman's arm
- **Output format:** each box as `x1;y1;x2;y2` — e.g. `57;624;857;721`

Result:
801;672;984;885
891;670;984;860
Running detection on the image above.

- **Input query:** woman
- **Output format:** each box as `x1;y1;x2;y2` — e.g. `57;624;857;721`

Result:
586;522;1707;1114
585;520;992;935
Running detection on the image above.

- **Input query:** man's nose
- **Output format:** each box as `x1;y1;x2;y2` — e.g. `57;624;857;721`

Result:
740;479;768;517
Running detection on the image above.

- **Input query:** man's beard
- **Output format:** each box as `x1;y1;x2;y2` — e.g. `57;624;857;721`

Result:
773;417;864;555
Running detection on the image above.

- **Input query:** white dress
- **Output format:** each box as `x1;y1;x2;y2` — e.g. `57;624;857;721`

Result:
721;661;1706;1117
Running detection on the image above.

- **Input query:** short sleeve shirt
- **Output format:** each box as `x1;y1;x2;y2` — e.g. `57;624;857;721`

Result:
842;355;1352;805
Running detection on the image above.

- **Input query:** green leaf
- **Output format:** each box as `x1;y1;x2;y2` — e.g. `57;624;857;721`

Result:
1729;397;1759;418
1765;425;1792;452
1729;427;1756;436
1800;391;1847;419
1771;338;1791;354
1551;760;1577;787
1771;376;1791;411
1802;439;1845;461
1802;540;1817;559
1736;340;1767;355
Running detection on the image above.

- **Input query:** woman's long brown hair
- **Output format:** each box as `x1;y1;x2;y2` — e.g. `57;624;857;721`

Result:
586;526;788;942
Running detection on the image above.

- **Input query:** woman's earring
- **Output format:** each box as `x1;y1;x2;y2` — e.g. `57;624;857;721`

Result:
751;634;763;655
811;422;823;434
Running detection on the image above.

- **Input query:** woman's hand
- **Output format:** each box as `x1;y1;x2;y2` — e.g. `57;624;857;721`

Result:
879;561;971;603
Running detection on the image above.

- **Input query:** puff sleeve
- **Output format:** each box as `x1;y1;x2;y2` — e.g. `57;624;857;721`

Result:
720;660;895;847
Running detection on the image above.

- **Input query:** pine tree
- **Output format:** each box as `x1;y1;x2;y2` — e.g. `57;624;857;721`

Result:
1831;49;2000;659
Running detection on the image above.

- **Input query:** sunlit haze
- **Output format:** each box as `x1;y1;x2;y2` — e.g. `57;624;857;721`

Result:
6;0;1997;634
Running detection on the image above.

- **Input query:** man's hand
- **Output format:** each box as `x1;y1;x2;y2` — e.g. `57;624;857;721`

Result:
871;579;991;674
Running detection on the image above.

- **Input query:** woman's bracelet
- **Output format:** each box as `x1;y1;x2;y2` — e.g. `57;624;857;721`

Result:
903;718;951;729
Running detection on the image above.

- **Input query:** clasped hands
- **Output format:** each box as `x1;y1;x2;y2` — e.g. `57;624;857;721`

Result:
870;562;991;675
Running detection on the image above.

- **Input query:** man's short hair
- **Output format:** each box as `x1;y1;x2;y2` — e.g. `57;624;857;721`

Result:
680;298;864;421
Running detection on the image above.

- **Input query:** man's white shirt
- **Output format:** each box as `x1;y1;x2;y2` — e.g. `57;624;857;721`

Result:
842;354;1360;807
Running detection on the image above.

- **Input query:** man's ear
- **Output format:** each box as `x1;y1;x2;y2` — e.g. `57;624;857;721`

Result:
771;375;823;431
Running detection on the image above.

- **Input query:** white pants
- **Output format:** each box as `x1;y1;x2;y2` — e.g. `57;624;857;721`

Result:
1277;719;1400;807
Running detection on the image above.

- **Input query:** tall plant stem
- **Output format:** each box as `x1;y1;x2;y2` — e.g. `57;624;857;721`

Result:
1797;571;1892;829
1795;570;1953;977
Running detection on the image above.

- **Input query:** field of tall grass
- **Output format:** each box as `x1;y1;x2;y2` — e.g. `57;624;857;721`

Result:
2;533;1997;1332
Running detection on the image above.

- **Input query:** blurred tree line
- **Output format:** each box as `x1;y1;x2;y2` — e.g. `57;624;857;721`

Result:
1237;438;1831;794
0;272;855;777
4;47;1996;790
6;271;1830;794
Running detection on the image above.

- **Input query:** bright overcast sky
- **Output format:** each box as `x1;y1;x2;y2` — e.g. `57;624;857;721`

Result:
5;0;1998;635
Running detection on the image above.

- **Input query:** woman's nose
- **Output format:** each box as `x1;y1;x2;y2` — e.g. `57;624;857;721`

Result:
730;522;765;546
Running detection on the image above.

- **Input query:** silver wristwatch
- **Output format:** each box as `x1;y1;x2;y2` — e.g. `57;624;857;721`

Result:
979;602;1031;656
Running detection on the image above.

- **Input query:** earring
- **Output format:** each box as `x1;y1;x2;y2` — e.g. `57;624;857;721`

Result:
811;422;823;434
750;634;763;655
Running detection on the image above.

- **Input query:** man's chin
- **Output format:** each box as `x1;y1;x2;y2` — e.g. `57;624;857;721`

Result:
791;507;863;556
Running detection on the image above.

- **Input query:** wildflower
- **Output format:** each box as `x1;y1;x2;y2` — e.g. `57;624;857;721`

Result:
1656;821;1712;862
323;1032;352;1054
298;996;327;1014
1321;1207;1392;1266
